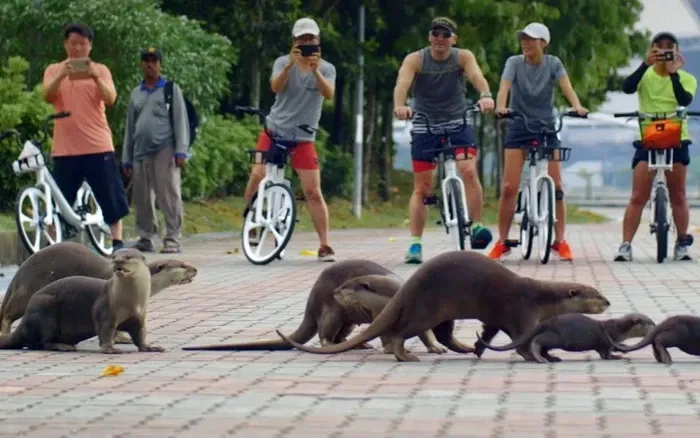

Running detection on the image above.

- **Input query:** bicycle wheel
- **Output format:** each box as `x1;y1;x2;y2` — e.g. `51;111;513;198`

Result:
519;190;534;260
654;185;668;263
537;179;555;264
446;179;467;250
14;186;63;255
80;185;114;256
242;183;297;265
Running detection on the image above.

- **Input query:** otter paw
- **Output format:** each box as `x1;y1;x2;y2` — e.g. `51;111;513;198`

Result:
382;345;393;354
427;345;448;354
45;343;77;352
113;332;132;344
353;343;374;350
100;346;125;354
138;344;165;353
397;353;420;362
606;354;623;360
545;355;562;362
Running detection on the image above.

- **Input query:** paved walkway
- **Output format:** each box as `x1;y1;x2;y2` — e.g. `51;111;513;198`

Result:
2;212;700;437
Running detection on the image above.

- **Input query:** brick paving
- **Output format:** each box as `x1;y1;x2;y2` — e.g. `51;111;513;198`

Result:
2;211;700;437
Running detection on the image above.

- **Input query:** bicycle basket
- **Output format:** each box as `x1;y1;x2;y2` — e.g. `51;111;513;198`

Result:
641;119;682;150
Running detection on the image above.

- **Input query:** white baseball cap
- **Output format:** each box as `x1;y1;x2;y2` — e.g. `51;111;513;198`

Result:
292;18;320;37
516;22;550;44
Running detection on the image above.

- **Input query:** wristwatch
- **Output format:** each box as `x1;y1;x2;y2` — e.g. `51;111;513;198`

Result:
480;91;493;98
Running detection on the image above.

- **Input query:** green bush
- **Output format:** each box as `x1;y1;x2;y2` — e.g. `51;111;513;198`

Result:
0;56;54;210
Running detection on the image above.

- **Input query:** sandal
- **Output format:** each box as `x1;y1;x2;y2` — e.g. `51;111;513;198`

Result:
160;239;182;254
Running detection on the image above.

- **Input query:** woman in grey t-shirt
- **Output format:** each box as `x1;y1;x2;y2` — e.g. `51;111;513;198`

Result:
488;22;588;262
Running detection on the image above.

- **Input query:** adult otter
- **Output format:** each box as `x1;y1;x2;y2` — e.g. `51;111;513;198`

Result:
276;251;611;362
0;242;197;343
181;260;446;354
476;313;656;363
0;248;163;354
612;314;700;364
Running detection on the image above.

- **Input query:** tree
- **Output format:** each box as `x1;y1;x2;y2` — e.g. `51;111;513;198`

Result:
0;0;238;153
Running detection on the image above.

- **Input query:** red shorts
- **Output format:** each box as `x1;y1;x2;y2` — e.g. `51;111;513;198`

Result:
256;130;319;170
412;147;477;173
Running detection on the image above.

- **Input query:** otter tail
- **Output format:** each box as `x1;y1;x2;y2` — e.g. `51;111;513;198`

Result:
276;300;402;354
608;326;659;353
182;313;318;351
475;322;550;352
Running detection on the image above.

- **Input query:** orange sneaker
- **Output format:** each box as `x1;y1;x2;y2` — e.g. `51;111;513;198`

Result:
551;240;573;261
488;240;510;260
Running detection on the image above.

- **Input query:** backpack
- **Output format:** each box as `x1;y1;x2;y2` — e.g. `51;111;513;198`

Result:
164;80;199;150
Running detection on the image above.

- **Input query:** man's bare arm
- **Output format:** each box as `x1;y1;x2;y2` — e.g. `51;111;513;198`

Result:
460;49;491;95
496;79;512;110
393;52;420;107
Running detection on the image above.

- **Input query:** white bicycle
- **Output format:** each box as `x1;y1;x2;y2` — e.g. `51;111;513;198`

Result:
614;107;700;263
236;106;315;265
1;112;113;256
497;110;585;264
413;104;485;250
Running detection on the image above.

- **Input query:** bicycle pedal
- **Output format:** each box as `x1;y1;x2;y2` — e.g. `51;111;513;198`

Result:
504;239;520;248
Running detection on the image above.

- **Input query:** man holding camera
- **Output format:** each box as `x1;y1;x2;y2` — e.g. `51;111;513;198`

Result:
615;31;697;262
242;17;337;262
42;23;128;252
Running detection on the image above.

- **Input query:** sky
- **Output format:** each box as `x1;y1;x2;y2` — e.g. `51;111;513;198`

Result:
598;0;700;113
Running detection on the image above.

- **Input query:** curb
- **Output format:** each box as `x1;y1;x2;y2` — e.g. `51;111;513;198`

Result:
0;231;30;266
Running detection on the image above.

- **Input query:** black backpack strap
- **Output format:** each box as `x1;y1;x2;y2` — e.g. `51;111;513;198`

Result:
164;80;175;130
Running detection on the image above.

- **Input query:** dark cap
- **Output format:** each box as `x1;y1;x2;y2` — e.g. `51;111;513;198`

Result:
431;17;457;34
652;31;678;45
141;47;162;60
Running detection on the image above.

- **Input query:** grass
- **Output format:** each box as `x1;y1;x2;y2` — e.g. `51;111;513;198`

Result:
0;170;608;239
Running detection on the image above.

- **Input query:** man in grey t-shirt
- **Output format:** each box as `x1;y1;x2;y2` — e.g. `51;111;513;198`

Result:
242;17;337;262
488;22;588;262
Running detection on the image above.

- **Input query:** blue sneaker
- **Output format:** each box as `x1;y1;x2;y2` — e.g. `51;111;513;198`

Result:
405;243;422;264
471;223;493;250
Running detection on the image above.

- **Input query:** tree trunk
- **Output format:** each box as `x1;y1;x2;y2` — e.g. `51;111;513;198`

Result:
495;118;504;197
362;81;377;205
249;6;263;107
332;73;345;146
477;114;485;186
378;95;393;202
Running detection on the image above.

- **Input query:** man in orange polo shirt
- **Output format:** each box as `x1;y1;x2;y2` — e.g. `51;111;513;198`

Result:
42;23;129;252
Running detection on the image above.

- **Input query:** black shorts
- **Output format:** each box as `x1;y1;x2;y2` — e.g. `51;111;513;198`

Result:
52;151;129;226
504;123;561;149
409;126;478;172
631;140;691;169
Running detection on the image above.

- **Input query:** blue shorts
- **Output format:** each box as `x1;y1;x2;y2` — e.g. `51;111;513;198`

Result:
631;140;691;169
504;123;560;148
410;126;478;172
52;151;129;226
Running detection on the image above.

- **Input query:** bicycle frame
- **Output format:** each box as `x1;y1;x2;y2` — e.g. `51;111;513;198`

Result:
413;104;480;232
31;167;102;228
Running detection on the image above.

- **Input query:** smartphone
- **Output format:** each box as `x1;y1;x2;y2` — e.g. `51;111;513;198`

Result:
68;58;91;80
659;50;675;61
297;45;320;57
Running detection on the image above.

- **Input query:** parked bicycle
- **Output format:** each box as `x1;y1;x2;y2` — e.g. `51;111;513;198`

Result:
1;112;113;256
613;106;700;263
412;103;482;251
496;109;586;264
236;106;317;265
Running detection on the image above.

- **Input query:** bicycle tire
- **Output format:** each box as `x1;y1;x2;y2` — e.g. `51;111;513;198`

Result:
447;179;467;250
519;190;534;260
241;183;297;265
537;179;554;264
14;185;62;255
654;185;668;263
81;186;113;256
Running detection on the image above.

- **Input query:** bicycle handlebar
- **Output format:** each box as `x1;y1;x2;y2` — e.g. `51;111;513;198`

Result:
496;109;587;135
0;111;71;147
613;109;700;120
234;106;317;137
411;103;481;136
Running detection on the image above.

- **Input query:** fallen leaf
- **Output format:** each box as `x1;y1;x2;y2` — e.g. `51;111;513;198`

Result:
101;365;124;377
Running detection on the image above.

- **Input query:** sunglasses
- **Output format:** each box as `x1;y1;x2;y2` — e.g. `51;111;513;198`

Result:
431;29;452;39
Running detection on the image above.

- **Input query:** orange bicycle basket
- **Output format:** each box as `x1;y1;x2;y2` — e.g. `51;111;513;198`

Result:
641;119;682;149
